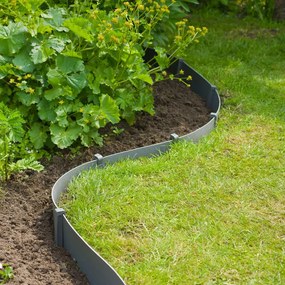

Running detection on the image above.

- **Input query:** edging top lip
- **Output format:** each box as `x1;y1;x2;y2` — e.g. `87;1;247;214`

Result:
51;57;221;285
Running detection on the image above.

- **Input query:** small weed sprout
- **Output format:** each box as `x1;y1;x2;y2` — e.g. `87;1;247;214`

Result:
0;263;14;284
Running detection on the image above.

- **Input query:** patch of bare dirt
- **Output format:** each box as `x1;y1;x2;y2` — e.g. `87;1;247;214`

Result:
0;79;210;285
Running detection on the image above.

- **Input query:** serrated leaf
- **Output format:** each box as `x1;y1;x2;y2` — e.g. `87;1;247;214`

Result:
136;73;153;84
0;102;25;141
64;17;93;42
41;7;67;31
30;42;55;64
50;122;81;149
11;157;44;173
0;22;27;56
100;94;120;124
154;47;170;70
29;123;48;149
47;37;66;53
80;130;103;147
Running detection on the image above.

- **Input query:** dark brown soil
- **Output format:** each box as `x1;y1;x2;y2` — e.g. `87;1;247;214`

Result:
0;79;210;285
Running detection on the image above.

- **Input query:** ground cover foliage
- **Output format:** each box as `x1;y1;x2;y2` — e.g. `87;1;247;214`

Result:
61;9;285;285
0;0;203;151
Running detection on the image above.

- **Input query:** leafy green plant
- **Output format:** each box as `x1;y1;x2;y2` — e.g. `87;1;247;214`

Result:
0;0;207;149
0;263;14;285
0;103;43;182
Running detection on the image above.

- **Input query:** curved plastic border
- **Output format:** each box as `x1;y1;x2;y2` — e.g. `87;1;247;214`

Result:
52;57;221;285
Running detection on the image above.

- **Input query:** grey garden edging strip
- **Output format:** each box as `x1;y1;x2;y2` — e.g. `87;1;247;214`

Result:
52;58;221;285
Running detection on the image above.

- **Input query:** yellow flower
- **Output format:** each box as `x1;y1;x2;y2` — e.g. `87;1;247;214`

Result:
112;17;119;24
79;108;84;113
179;69;184;75
90;9;99;19
186;75;192;81
98;33;104;41
125;21;133;29
138;4;144;11
175;35;182;42
9;78;15;84
27;87;35;94
161;5;170;13
162;71;167;76
24;74;32;79
59;100;64;105
111;35;119;43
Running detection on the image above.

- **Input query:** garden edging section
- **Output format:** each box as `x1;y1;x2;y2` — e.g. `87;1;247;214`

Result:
52;58;221;285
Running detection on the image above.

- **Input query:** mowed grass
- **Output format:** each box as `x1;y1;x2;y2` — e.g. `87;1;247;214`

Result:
60;10;285;285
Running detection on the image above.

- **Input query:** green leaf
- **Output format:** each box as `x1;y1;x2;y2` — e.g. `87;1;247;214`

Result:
65;72;87;93
55;104;74;128
61;50;82;59
80;130;103;147
37;99;57;122
30;41;55;64
12;48;35;73
56;54;85;74
47;68;62;86
11;157;44;173
154;47;170;70
44;87;63;101
0;63;13;80
19;0;46;13
0;102;25;141
41;7;68;31
47;37;67;53
50;122;81;149
64;17;93;42
136;73;153;85
29;123;48;149
16;91;39;106
100;94;120;124
0;22;27;56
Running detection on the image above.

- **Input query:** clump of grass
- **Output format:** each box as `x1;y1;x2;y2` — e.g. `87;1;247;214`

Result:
62;115;285;284
60;9;285;285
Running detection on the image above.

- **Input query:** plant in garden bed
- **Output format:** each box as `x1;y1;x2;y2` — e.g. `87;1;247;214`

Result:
0;0;206;150
0;103;43;182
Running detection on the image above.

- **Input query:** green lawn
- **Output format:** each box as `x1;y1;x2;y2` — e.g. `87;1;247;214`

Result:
61;10;285;285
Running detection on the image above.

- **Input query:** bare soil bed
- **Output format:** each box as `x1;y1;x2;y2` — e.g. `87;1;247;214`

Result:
0;79;210;285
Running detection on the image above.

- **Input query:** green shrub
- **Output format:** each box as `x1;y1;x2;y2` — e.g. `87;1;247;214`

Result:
0;0;206;149
0;103;43;182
